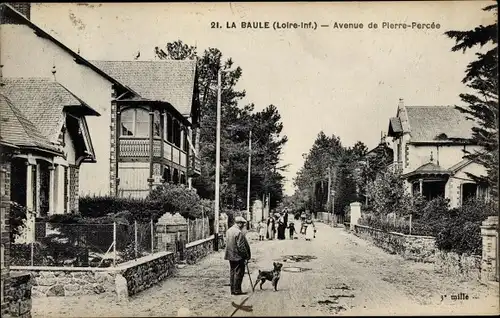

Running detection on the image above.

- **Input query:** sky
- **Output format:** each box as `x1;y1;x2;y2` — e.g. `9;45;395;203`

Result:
31;1;494;196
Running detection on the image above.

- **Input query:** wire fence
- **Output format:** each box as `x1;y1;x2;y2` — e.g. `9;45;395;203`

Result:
10;220;193;268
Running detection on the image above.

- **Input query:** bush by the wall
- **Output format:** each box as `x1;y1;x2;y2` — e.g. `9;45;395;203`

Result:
79;196;165;222
435;199;496;255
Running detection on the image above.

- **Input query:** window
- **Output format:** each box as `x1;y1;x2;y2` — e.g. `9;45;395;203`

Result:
120;108;150;137
154;110;161;137
183;128;189;152
173;120;181;147
163;166;171;183
462;183;478;204
167;114;173;142
173;169;179;184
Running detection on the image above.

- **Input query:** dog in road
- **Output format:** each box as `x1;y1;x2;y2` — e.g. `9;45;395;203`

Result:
254;262;283;291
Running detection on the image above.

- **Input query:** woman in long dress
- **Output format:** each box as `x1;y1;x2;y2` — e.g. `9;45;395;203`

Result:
305;217;315;241
267;217;275;240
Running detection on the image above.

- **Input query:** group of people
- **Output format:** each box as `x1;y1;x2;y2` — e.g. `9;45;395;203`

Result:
256;209;316;241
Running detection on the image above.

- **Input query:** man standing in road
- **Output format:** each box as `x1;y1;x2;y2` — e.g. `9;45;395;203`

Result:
224;216;252;295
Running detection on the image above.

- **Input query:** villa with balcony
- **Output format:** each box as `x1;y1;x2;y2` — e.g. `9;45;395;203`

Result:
1;3;201;199
387;99;489;207
91;60;201;198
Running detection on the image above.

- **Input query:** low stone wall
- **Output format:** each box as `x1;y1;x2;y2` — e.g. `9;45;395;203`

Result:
11;251;177;299
434;250;481;282
10;267;117;298
4;272;32;318
353;224;436;263
185;235;215;265
120;251;176;297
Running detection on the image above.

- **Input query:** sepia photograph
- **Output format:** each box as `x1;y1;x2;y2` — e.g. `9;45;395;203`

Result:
0;1;498;317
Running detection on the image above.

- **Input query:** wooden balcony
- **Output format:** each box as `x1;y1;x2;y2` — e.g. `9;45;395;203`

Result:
119;137;200;173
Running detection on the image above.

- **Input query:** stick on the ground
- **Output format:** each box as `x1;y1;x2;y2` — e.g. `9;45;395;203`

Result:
246;261;255;292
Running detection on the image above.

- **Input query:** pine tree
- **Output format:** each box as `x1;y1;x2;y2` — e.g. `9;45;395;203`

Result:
445;4;498;201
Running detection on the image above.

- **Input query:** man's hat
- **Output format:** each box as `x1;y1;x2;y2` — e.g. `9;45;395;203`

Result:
235;216;247;223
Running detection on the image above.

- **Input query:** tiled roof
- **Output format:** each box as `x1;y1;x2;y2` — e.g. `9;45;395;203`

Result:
405;106;475;142
0;93;60;153
90;60;197;115
388;117;403;135
403;161;451;179
1;78;95;142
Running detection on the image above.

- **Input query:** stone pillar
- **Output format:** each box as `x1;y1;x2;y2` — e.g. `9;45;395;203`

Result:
350;202;361;231
25;162;35;243
48;165;55;215
54;165;65;214
480;216;499;283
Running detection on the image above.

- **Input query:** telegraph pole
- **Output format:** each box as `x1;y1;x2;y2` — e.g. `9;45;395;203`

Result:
214;66;222;251
246;130;252;227
327;166;332;222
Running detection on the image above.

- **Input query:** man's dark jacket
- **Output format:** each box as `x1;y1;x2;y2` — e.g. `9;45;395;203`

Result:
224;224;251;261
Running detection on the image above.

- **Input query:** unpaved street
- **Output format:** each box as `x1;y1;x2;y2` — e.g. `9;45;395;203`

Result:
33;222;498;316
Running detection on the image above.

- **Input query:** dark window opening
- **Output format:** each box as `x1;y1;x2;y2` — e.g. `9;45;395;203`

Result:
173;120;181;148
180;172;186;185
462;183;478;204
167;114;173;143
422;180;446;201
10;159;27;206
173;169;179;184
39;162;50;217
163;166;171;183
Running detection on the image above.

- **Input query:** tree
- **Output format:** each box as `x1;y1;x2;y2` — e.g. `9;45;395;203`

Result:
445;4;498;202
154;41;287;210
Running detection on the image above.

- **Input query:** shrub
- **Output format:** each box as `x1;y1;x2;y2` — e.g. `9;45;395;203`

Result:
79;195;167;222
435;198;496;255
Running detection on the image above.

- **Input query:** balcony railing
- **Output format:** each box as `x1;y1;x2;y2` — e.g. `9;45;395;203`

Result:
119;137;200;174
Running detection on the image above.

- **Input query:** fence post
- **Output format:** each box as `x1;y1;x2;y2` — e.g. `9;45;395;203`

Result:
409;214;412;235
202;207;205;238
150;219;154;253
134;220;138;259
187;219;190;243
113;221;117;267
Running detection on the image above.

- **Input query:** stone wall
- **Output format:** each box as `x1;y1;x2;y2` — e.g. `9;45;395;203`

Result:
185;235;214;265
11;251;177;299
353;224;437;263
434;251;481;281
120;251;176;297
10;267;116;297
3;273;31;318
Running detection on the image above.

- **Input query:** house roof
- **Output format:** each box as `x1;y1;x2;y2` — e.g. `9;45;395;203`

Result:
1;78;99;143
90;60;197;116
0;93;61;153
405;106;475;142
402;161;451;179
1;3;132;94
388;117;403;136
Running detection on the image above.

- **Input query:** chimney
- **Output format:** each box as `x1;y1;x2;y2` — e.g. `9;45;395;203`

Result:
398;98;404;109
8;2;30;20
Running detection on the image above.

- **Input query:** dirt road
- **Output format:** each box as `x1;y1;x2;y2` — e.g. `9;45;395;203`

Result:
32;222;498;316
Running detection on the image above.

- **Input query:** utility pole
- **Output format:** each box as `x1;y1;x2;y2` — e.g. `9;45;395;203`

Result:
327;166;332;222
214;66;222;251
246;130;252;227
